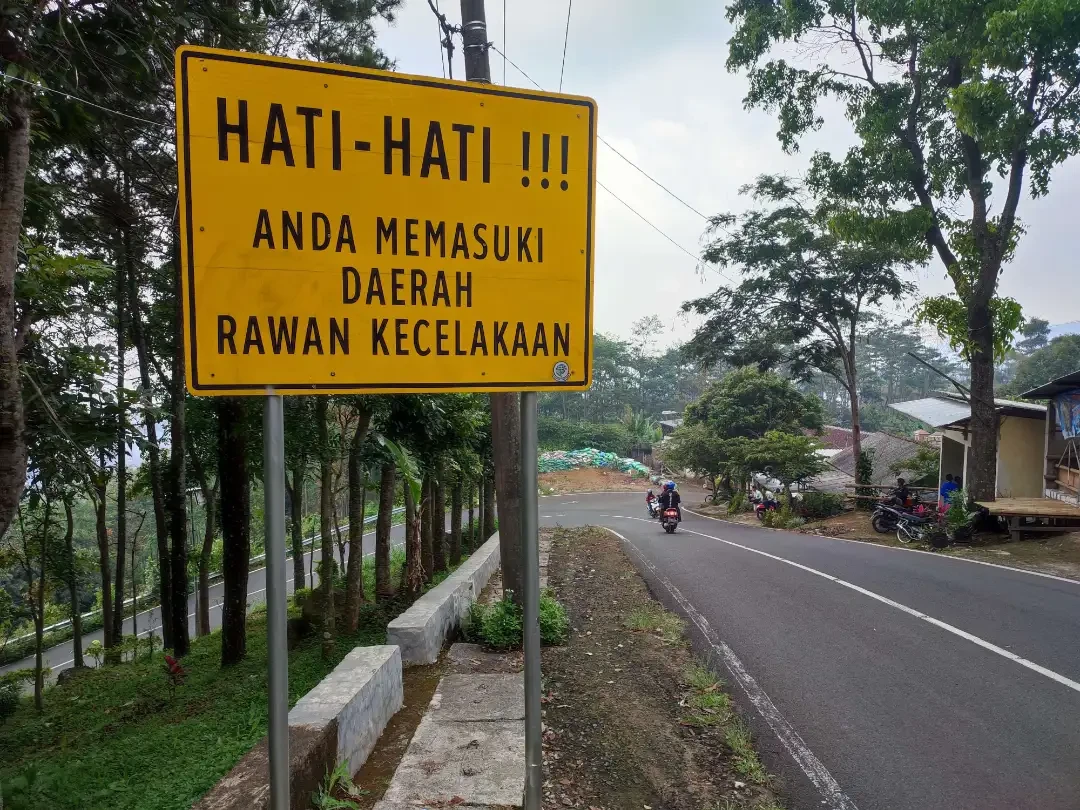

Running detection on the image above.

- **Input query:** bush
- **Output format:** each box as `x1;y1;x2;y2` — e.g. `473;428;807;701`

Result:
727;491;747;514
537;417;634;455
0;683;18;723
762;504;804;530
799;491;844;519
465;591;570;650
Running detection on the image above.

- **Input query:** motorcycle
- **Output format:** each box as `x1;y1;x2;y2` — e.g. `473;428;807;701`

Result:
646;499;660;518
660;507;680;534
871;502;907;534
755;498;779;521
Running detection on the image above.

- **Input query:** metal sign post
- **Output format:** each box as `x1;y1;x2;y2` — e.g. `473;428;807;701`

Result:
519;391;542;810
263;389;289;810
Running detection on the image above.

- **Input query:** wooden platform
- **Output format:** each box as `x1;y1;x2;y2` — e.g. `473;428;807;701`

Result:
977;497;1080;518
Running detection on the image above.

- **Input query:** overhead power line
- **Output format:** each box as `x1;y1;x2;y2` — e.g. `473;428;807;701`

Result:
559;0;573;92
1;73;165;128
488;44;710;223
488;44;732;284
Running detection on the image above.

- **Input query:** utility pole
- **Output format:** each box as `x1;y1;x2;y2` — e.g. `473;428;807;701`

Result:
457;3;541;809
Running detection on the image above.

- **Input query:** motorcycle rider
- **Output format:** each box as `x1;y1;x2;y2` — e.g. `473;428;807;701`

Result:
645;488;658;517
657;481;681;521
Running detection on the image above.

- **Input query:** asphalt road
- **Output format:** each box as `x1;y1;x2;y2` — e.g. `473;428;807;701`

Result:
536;493;1080;810
2;512;463;680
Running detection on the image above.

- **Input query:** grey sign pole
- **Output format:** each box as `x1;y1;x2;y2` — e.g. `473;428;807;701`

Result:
264;390;290;810
520;391;542;810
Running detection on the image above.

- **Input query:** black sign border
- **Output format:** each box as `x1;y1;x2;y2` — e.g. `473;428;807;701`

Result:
179;47;595;393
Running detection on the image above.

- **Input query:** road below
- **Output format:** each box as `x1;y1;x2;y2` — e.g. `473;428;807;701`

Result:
538;493;1080;810
2;511;465;680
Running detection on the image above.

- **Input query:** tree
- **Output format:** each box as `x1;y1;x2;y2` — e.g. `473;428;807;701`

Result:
375;461;395;602
1017;317;1052;355
683;175;916;479
316;397;335;658
727;0;1080;500
218;398;250;667
343;402;374;633
684;367;825;439
1007;334;1080;396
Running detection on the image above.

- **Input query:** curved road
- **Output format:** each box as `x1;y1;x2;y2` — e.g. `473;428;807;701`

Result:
537;493;1080;810
10;493;1080;808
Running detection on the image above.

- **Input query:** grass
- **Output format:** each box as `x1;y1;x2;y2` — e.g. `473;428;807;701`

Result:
0;547;468;810
624;604;685;644
680;661;731;728
724;719;768;784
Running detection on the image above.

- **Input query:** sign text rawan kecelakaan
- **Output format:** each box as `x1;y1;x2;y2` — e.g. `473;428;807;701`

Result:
175;46;596;395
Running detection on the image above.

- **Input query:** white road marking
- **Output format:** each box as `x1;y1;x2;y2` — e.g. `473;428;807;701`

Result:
683;506;1080;587
601;527;858;810
619;514;1080;695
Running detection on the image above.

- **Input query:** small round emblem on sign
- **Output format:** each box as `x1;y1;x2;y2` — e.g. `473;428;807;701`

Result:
552;361;570;382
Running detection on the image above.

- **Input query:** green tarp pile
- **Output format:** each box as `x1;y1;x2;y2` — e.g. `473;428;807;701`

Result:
538;448;651;478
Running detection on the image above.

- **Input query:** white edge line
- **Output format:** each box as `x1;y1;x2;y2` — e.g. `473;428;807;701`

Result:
600;526;858;810
683;506;1080;587
634;514;1080;696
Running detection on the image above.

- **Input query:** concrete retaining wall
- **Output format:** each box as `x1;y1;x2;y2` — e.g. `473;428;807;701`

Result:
386;532;502;665
194;645;402;810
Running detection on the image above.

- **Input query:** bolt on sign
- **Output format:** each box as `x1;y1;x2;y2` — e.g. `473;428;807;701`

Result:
174;46;597;396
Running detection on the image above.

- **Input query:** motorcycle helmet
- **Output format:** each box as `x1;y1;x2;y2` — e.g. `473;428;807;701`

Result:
647;489;654;496
665;481;675;490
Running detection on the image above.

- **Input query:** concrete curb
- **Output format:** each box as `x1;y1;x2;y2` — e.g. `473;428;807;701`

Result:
386;533;502;665
194;646;402;810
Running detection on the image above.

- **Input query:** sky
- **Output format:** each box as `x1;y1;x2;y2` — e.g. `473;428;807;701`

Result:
373;1;1080;351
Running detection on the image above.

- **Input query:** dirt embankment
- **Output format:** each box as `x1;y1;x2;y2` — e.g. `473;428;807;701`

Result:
541;526;784;810
539;467;700;496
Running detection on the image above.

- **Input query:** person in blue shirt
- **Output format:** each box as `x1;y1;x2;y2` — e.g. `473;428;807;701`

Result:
940;473;959;504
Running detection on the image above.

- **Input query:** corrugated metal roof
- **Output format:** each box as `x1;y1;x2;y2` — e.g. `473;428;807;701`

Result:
1021;368;1080;399
889;393;1045;428
889;397;971;428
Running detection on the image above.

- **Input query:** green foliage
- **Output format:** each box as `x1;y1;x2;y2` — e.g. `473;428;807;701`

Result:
733;431;825;487
945;490;977;535
682;175;916;405
761;504;804;530
1005;334;1080;396
798;492;844;520
539;589;571;644
915;294;1024;363
892;446;941;487
537;417;634;455
685;367;824;437
727;491;747;515
312;760;366;809
466;591;569;650
620;407;662;446
855;451;876;509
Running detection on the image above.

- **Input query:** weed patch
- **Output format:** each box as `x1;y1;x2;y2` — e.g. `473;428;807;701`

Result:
624;604;685;644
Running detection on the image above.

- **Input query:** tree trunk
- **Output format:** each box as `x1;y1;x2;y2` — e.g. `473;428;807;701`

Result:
846;350;863;487
317;398;335;659
402;476;424;597
218;398;250;666
421;474;434;581
450;481;463;566
344;409;373;632
333;500;345;570
482;472;496;541
967;301;998;501
290;463;306;590
168;242;189;656
467;481;476;552
112;255;127;646
0;89;30;541
126;236;169;639
93;473;114;650
491;391;523;604
64;498;84;668
375;462;396;600
33;499;50;711
197;480;216;638
432;465;447;574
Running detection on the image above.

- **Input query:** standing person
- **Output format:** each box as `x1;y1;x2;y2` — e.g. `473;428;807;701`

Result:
939;473;958;505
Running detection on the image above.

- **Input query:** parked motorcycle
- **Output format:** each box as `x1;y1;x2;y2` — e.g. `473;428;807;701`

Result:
755;498;779;521
660;507;680;533
871;502;906;533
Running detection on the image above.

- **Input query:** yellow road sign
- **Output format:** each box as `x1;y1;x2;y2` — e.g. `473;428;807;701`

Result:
175;46;596;396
